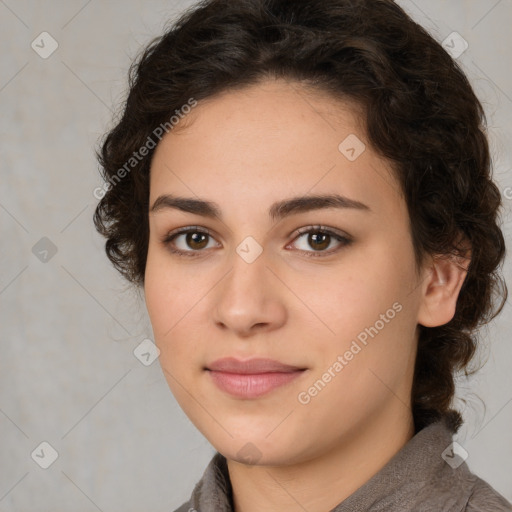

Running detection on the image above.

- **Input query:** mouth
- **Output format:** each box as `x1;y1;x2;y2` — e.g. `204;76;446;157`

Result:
205;357;307;399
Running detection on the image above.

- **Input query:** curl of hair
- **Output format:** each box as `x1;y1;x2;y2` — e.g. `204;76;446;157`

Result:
94;0;507;432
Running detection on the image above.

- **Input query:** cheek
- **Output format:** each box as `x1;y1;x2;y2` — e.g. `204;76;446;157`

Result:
290;240;418;385
293;246;411;334
144;249;209;374
144;245;193;333
144;269;196;404
144;252;170;335
296;302;416;429
144;251;186;364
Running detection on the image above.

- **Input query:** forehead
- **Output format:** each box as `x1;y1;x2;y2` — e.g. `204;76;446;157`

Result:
149;78;404;220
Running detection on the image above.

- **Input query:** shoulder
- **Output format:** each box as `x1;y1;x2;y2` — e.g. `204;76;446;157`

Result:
171;501;194;512
464;477;512;511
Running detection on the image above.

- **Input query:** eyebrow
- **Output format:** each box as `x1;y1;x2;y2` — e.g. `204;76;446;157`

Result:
150;193;371;222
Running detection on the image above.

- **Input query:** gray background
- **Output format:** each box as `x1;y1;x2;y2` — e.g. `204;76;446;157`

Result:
1;1;511;510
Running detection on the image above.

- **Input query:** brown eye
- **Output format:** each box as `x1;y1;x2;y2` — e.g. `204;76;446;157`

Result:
307;232;331;251
162;225;352;259
289;226;352;257
183;232;209;250
162;227;219;257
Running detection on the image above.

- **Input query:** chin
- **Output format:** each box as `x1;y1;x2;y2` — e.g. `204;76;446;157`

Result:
210;432;308;467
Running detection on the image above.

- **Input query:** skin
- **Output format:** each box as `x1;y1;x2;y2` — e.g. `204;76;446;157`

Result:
144;78;469;512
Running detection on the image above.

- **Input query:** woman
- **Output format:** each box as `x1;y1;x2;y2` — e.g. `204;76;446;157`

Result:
94;0;512;510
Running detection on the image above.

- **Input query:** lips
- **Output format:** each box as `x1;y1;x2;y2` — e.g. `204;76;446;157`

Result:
206;357;305;374
205;357;306;398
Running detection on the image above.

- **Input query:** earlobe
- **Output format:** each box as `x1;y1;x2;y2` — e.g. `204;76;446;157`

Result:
417;251;470;328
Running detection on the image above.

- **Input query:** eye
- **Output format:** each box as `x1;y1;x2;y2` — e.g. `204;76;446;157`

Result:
162;226;220;257
161;225;352;258
287;226;352;257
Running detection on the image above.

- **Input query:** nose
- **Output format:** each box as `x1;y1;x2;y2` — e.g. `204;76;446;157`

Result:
212;249;287;338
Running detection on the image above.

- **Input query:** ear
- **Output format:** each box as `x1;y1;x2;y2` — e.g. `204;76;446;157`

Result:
417;248;471;328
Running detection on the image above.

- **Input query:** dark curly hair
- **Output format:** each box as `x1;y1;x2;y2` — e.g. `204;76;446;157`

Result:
93;0;507;433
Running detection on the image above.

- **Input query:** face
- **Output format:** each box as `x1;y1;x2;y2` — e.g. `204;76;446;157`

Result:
144;79;428;466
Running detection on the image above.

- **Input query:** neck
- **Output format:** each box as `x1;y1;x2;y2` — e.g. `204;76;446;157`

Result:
227;407;415;512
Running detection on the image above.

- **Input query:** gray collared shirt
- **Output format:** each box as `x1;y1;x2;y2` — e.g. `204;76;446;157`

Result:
174;415;512;511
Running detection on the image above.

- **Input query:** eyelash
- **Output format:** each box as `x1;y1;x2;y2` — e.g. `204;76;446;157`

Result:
161;225;352;259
